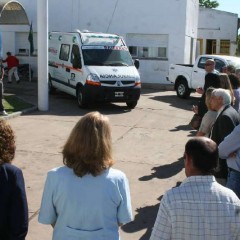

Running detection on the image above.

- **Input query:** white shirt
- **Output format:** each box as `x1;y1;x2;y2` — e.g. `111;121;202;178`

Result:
219;124;240;171
150;176;240;240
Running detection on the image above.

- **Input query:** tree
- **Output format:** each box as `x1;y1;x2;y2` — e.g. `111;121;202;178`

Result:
199;0;219;8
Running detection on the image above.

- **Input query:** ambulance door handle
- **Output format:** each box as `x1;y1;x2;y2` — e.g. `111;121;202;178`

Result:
66;68;70;73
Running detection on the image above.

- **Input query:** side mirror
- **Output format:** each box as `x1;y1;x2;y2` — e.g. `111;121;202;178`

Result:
134;59;140;69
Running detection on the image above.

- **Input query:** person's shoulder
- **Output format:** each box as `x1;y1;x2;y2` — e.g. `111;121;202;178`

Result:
47;166;72;177
1;163;22;173
107;168;127;180
215;183;240;204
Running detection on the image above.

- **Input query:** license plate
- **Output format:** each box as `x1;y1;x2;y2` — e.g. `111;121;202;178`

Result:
115;92;124;97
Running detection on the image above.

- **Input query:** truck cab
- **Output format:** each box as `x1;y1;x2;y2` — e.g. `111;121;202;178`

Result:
167;54;240;98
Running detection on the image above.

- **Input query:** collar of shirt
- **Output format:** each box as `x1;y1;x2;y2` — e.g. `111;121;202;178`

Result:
216;104;228;118
181;175;216;186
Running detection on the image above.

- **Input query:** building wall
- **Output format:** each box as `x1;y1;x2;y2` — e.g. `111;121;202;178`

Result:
198;7;238;56
3;0;199;83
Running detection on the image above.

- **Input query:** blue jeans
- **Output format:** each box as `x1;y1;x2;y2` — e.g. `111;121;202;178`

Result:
226;169;240;198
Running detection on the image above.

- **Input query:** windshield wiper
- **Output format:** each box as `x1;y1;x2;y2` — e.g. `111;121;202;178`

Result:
105;62;129;66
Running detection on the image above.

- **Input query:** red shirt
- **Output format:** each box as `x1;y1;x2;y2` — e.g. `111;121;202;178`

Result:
4;56;19;69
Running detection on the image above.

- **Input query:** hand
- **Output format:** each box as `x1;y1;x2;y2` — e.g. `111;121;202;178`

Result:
196;87;204;94
192;105;198;114
229;152;237;158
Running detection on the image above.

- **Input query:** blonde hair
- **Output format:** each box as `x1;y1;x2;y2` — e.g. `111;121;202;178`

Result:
62;112;114;177
205;87;215;109
219;73;235;103
0;120;16;164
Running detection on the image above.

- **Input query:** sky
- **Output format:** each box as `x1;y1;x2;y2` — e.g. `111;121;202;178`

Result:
216;0;240;16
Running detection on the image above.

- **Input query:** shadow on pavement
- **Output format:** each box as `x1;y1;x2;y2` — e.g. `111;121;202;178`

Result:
139;157;184;181
121;195;162;240
4;80;137;117
150;94;199;111
122;181;182;239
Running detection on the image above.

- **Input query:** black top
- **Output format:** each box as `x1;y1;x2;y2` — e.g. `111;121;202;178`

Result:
198;73;221;117
0;163;28;240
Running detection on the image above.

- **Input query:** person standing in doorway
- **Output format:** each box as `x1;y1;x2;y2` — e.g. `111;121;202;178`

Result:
0;59;7;116
3;52;20;84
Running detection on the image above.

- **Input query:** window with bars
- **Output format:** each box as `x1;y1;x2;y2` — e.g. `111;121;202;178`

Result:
220;40;230;55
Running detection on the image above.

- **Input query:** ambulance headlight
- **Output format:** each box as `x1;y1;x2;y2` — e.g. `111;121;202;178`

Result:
86;73;101;86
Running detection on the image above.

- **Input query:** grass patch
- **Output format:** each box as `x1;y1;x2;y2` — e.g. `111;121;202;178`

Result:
3;95;34;114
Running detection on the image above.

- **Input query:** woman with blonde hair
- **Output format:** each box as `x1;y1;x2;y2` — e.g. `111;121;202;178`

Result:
0;120;28;239
39;112;133;240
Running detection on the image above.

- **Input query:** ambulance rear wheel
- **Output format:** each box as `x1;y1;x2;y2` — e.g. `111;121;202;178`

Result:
77;86;87;108
126;100;138;109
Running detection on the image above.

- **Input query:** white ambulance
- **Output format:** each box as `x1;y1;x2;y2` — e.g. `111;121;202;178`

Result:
48;30;141;108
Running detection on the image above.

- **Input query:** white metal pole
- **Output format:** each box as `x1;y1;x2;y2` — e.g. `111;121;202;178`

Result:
37;0;49;111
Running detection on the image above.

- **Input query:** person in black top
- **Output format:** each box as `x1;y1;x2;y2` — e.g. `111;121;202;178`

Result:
0;120;28;240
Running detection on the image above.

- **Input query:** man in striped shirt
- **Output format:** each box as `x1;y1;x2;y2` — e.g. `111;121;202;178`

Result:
150;137;240;240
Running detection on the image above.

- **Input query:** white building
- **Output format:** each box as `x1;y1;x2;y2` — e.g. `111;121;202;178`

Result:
197;7;239;57
2;1;239;85
0;0;199;84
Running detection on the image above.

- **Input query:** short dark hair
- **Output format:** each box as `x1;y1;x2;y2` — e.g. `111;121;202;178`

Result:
6;52;11;56
185;137;218;175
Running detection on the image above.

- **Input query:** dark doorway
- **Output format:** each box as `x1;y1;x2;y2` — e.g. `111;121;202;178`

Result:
206;39;216;54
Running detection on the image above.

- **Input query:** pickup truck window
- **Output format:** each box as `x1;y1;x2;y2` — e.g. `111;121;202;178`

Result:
197;57;225;72
215;59;225;72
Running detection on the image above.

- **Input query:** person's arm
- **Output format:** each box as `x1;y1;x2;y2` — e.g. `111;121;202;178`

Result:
117;173;133;226
150;195;171;240
9;168;28;240
219;125;240;159
38;171;57;226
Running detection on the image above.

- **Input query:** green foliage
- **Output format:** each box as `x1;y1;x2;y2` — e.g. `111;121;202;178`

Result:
236;34;240;56
199;0;219;8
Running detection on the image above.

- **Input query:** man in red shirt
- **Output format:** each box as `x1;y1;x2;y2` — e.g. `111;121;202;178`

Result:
3;52;20;84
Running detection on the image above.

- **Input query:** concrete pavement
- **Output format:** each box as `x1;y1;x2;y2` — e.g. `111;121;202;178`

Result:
4;79;199;240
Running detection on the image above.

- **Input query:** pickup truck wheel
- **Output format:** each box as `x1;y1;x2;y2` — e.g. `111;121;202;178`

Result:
76;86;88;108
176;80;190;98
126;100;138;109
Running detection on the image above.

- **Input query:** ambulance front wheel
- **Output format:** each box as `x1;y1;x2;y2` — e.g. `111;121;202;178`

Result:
77;86;87;108
126;100;138;109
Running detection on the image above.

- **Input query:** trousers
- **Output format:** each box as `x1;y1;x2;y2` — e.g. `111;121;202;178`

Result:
8;67;19;82
227;168;240;198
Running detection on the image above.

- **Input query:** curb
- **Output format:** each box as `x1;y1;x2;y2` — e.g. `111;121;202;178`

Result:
0;105;38;120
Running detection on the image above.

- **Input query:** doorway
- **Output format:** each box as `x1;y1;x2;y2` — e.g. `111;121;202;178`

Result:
206;39;216;54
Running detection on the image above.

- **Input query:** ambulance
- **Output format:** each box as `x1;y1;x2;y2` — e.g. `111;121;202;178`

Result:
48;30;141;108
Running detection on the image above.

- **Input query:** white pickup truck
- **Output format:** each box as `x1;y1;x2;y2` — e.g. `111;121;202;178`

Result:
167;54;240;98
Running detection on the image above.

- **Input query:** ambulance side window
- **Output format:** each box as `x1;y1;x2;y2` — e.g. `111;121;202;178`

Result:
59;44;70;61
71;44;82;69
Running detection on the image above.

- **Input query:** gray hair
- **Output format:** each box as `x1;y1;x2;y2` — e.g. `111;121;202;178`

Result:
212;88;231;105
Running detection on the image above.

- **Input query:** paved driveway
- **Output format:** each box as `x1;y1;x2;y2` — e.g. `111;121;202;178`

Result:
5;81;199;240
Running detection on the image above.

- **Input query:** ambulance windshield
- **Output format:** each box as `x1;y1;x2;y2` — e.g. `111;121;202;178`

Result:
82;46;134;67
81;34;134;66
